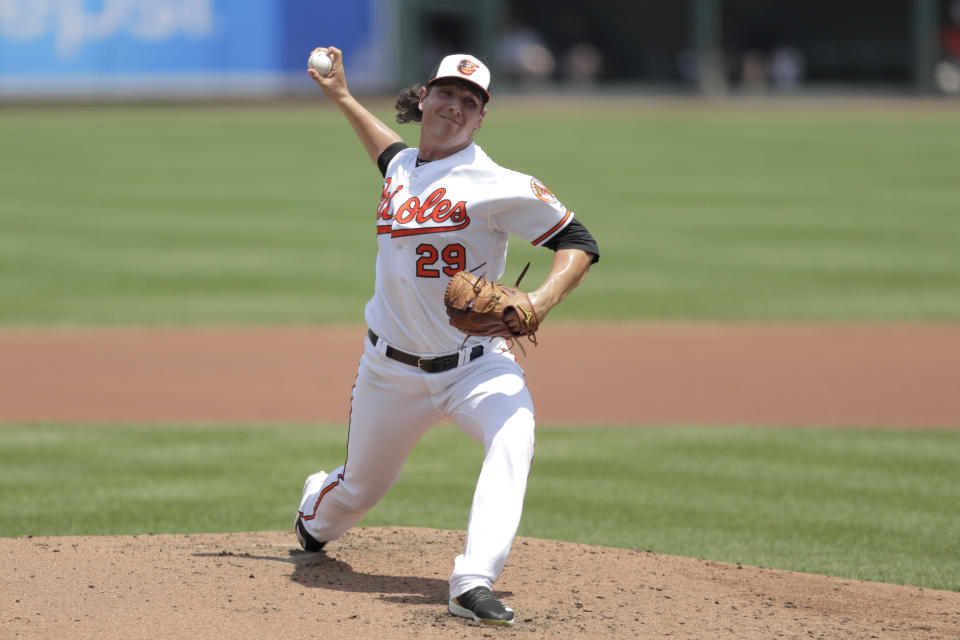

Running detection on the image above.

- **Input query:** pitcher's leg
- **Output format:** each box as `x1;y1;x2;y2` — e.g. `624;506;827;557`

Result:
299;352;439;543
447;363;536;598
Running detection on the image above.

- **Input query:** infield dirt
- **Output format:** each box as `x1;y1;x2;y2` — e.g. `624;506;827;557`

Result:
2;324;959;427
1;325;959;639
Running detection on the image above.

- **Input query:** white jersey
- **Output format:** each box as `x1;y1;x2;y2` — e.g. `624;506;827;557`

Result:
364;142;572;355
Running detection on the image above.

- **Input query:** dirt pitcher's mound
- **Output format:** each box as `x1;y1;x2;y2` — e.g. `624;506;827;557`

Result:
2;528;957;639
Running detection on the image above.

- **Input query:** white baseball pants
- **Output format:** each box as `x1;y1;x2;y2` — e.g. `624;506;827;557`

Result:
298;334;536;599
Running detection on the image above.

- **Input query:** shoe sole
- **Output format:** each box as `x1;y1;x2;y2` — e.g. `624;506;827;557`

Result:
448;599;515;626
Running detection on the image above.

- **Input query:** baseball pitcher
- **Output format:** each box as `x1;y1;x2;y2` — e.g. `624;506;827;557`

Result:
295;47;599;626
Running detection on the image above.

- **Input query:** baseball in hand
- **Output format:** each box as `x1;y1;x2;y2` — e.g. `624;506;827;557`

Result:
309;51;333;76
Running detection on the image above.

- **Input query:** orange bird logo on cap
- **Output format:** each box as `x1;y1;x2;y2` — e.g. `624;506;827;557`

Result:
458;59;480;75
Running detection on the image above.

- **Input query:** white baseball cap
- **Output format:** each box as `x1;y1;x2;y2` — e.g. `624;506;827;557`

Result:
428;54;491;102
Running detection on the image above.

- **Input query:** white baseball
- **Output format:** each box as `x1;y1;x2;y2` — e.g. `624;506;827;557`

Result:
309;51;333;76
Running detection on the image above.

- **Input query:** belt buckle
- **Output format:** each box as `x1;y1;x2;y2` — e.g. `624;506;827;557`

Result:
416;357;428;372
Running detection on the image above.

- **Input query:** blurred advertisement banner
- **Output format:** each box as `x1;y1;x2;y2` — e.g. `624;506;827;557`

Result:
1;0;215;62
0;0;392;97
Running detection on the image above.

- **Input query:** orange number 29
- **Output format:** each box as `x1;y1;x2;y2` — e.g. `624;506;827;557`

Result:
416;243;466;278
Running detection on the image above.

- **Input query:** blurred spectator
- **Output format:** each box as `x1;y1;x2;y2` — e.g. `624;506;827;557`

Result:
942;0;960;57
497;16;556;85
769;46;806;92
561;41;603;85
937;0;960;94
550;7;605;85
735;44;805;93
739;50;769;91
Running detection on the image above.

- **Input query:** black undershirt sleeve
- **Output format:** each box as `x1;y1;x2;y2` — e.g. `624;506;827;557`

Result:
377;142;410;177
543;218;600;264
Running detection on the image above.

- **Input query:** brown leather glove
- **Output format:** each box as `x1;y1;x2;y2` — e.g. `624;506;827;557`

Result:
444;271;539;338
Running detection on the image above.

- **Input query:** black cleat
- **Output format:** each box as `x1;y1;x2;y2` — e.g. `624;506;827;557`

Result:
294;516;326;552
449;586;515;626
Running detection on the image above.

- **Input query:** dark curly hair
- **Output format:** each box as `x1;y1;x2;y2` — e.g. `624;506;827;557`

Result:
395;84;424;124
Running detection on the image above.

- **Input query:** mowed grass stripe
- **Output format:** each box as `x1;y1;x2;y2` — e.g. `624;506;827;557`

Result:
1;423;957;591
2;105;959;324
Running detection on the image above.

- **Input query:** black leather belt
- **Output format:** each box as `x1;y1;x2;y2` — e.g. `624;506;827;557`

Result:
368;329;483;373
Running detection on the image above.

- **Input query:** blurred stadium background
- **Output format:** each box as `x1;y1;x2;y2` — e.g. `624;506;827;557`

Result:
2;0;960;100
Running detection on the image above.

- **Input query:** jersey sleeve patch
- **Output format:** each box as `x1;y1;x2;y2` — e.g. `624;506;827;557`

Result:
530;178;558;204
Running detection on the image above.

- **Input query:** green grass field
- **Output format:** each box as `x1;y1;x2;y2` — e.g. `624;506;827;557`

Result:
1;101;958;592
1;423;957;591
1;102;959;324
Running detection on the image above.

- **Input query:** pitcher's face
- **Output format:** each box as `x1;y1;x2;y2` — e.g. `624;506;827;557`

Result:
419;81;487;149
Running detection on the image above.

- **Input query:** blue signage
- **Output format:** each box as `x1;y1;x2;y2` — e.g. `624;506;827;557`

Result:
0;0;386;95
